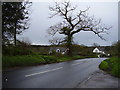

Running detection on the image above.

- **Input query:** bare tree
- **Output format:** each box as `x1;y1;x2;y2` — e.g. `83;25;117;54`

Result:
49;37;65;45
48;1;111;56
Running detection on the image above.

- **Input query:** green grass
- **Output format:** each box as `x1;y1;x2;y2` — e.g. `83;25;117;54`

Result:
57;56;83;62
3;55;46;67
2;54;97;70
99;60;109;70
2;45;97;69
99;57;120;78
2;55;60;68
2;55;95;69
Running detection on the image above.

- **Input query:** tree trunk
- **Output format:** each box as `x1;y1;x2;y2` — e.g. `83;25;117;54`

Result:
66;34;72;56
14;22;17;46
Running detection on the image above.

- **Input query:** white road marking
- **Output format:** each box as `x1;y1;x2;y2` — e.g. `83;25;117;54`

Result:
5;79;8;82
25;67;63;77
72;62;82;66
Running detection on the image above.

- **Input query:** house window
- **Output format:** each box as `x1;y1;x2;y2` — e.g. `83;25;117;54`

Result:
56;49;60;53
95;50;98;52
62;52;65;55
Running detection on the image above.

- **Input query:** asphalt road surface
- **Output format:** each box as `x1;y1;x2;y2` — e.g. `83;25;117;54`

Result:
2;58;106;88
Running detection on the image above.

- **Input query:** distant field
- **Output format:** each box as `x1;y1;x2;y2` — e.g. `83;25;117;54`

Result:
99;57;120;78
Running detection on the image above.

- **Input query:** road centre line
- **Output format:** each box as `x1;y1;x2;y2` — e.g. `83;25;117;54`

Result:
25;67;63;77
25;61;86;77
72;62;83;66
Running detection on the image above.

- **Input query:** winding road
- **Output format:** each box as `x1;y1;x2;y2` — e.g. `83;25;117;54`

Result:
2;58;106;88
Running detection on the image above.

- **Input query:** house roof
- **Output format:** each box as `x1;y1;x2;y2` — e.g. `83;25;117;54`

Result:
97;47;105;51
93;47;105;51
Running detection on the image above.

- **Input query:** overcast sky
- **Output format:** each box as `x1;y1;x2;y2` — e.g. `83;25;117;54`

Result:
18;0;118;46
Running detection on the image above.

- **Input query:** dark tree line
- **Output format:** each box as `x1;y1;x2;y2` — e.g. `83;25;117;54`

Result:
2;1;32;45
48;1;111;56
110;41;120;56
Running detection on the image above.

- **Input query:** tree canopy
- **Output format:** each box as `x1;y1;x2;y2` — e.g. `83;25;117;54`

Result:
2;1;32;45
48;1;111;56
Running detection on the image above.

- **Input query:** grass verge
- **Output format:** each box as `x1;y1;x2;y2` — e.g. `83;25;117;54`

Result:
3;55;93;69
99;57;120;78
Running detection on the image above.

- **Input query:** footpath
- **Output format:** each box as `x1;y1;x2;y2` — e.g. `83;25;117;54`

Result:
77;70;119;88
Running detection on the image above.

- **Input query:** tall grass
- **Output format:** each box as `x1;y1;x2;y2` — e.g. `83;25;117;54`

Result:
2;55;58;68
2;55;85;69
2;46;98;69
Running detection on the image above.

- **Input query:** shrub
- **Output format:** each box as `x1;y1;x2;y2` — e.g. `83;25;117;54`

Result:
99;60;109;70
2;55;46;68
110;63;120;77
108;57;120;77
2;46;34;56
41;55;58;63
99;57;120;78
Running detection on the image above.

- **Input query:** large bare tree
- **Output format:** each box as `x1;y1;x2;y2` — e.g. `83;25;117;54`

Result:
48;1;111;56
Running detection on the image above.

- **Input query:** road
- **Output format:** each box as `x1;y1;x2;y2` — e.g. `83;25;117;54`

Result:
2;58;106;88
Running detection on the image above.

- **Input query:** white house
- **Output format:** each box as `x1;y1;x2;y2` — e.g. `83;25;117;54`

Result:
93;48;101;53
93;47;106;54
49;47;68;55
93;47;106;57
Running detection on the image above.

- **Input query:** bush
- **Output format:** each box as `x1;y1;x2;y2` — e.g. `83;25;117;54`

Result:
108;57;120;77
2;55;86;69
2;46;34;56
2;55;46;67
111;63;120;77
41;55;58;63
2;55;60;69
99;60;109;70
99;57;120;78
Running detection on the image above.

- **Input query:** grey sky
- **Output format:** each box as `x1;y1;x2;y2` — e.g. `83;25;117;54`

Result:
18;1;118;46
